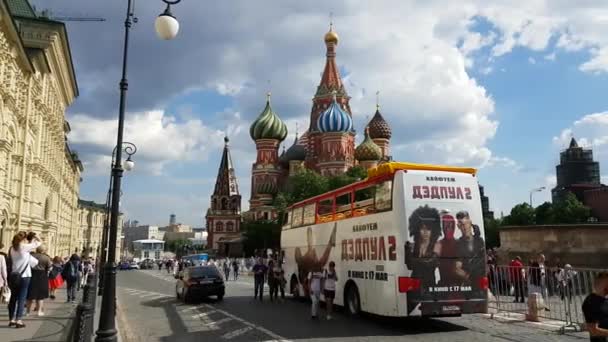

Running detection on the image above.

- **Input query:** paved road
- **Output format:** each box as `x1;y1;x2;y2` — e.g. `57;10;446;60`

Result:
116;269;588;342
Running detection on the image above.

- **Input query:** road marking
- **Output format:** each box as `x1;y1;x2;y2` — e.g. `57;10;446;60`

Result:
192;310;216;319
203;304;291;342
221;326;253;339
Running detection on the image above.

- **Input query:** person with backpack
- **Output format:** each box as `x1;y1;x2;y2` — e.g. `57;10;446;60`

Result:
8;231;41;328
62;254;82;303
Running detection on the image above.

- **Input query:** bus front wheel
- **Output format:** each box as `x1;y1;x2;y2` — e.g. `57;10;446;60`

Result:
345;284;361;316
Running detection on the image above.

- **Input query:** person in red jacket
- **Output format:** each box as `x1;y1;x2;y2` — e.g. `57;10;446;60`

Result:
509;256;525;303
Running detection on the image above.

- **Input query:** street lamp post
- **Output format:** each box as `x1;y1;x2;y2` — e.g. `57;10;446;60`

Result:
529;186;546;207
96;1;182;341
98;142;137;296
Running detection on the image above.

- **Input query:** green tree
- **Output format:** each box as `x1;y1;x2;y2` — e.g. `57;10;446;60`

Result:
284;169;329;204
503;203;535;225
242;220;282;256
535;201;555;224
345;165;368;180
553;192;591;223
484;217;501;248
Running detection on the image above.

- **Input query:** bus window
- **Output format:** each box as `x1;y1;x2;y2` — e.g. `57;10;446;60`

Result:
335;192;352;220
354;185;376;216
317;198;334;222
303;203;316;225
292;206;304;227
375;180;392;211
282;210;292;229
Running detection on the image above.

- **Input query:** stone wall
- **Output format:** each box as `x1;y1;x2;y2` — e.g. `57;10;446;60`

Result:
498;224;608;269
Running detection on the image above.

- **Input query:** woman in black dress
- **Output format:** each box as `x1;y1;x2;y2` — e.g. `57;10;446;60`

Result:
26;246;52;316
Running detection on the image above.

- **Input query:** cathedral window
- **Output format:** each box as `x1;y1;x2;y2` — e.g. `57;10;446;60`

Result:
216;221;224;232
226;221;234;232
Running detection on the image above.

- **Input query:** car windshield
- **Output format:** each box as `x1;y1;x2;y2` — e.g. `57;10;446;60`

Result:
189;267;220;278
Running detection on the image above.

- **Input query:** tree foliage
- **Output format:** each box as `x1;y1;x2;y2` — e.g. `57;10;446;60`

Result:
484;217;501;248
242;220;282;256
552;192;591;223
503;203;535;225
283;168;329;204
534;201;555;225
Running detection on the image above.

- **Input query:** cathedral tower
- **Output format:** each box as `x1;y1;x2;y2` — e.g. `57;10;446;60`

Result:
249;93;288;220
206;137;242;252
367;100;392;159
306;22;354;170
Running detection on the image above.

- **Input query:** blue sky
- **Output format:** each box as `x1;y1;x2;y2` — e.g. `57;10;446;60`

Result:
32;0;608;225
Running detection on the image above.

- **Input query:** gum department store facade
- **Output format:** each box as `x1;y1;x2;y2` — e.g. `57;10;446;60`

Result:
0;0;119;259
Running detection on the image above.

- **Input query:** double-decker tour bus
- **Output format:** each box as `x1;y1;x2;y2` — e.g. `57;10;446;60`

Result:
281;162;488;317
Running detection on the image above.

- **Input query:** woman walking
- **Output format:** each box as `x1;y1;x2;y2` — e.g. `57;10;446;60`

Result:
48;256;64;300
62;254;82;303
26;246;51;316
267;259;278;301
323;261;338;320
8;231;41;328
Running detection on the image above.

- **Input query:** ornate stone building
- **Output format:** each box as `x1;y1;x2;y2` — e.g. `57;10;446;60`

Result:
206;137;242;255
0;0;96;258
247;24;393;220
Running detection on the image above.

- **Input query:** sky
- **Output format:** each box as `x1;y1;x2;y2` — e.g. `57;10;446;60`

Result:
31;0;608;226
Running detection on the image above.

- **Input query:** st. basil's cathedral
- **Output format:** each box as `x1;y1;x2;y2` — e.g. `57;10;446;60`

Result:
248;24;392;221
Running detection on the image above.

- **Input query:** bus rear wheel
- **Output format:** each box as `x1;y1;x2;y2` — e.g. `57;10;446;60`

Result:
345;284;361;316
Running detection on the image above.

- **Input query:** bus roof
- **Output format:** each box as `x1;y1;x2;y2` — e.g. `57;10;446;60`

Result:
367;162;477;178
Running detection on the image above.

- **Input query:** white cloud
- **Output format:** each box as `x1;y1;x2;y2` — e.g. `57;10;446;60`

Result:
545;174;557;188
553;111;608;152
69;110;231;176
528;57;536;64
544;52;556;61
486;156;522;171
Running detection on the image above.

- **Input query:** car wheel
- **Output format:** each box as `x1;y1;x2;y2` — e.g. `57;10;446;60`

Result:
345;284;361;316
217;293;224;301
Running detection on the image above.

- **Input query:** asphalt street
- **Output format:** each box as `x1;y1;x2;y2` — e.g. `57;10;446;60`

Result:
116;269;589;342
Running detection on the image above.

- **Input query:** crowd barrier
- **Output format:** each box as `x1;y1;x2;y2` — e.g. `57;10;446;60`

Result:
487;265;604;333
69;273;98;342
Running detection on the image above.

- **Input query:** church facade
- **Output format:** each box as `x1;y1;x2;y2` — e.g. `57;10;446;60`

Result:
247;25;393;221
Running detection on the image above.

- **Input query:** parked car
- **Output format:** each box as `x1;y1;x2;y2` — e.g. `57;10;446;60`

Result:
119;262;131;270
129;262;140;270
175;265;225;303
139;259;155;269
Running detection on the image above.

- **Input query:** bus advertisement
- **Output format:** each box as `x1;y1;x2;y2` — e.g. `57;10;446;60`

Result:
281;162;488;318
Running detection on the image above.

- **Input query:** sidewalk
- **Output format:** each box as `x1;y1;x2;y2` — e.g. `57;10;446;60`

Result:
0;285;79;342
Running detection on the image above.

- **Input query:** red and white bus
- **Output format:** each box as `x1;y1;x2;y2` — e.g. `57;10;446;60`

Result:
281;162;488;317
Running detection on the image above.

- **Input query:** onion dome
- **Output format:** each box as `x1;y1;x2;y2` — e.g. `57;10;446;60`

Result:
324;28;339;44
317;92;353;133
256;180;278;195
368;107;392;140
355;127;382;161
250;93;288;141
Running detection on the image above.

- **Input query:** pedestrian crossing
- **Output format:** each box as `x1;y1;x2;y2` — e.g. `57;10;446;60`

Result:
118;286;290;341
139;269;269;288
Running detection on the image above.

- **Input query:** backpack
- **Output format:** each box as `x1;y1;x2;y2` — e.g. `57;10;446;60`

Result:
62;261;79;282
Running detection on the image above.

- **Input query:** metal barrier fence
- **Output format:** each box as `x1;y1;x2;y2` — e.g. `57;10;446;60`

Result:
70;273;98;342
488;265;605;333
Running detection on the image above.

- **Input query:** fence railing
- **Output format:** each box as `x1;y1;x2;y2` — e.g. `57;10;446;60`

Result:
69;273;98;342
487;264;604;333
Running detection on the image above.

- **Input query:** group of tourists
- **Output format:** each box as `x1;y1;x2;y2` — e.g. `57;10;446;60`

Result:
0;231;94;329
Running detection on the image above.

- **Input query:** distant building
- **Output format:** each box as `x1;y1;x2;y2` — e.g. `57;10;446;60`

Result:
552;137;601;203
205;137;243;257
124;225;162;252
479;184;494;220
169;214;176;225
132;239;165;261
584;187;608;222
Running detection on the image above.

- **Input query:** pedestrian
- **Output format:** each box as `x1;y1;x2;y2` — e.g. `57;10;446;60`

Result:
8;231;41;328
223;261;230;281
272;259;286;301
26;245;51;316
48;256;64;300
557;264;577;301
232;259;239;281
62;254;81;303
81;259;92;288
308;266;324;320
252;257;267;301
529;254;550;311
267;259;278;301
582;271;608;342
0;244;7;305
323;261;338;320
509;256;525;303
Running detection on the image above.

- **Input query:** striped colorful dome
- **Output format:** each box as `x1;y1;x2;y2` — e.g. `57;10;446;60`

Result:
317;94;353;133
250;93;288;141
355;127;382;161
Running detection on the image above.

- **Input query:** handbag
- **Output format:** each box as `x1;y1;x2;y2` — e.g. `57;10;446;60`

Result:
8;251;30;289
0;286;10;303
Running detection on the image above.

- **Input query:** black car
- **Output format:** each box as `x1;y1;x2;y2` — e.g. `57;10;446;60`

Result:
175;266;225;303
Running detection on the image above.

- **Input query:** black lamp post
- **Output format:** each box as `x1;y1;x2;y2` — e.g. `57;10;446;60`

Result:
96;1;182;341
98;142;137;296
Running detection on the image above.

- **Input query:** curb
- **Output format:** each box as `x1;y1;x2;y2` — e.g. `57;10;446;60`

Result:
117;300;140;342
